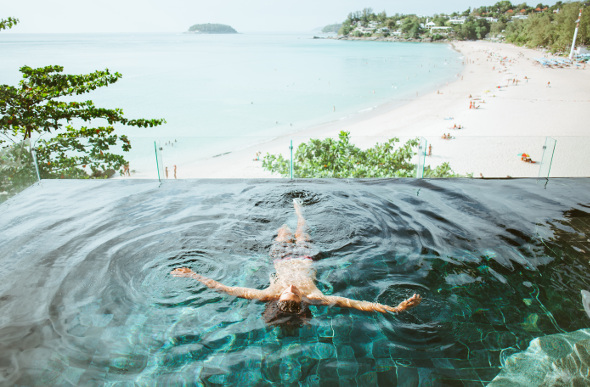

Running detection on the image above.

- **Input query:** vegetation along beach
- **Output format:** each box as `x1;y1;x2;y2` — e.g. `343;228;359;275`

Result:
1;1;590;191
187;1;590;179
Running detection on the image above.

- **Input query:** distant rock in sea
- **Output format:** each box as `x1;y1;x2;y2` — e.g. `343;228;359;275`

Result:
188;23;237;34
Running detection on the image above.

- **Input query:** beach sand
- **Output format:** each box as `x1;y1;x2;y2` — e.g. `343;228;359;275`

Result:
141;40;590;179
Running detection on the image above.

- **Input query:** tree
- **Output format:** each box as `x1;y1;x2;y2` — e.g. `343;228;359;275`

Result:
360;8;374;25
504;19;529;45
377;11;388;23
322;24;342;33
262;131;460;178
0;17;19;31
455;17;491;40
527;12;555;47
339;24;353;35
1;17;165;203
401;16;423;38
1;65;165;179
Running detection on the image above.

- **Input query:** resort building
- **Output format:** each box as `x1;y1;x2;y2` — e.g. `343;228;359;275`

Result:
448;17;467;25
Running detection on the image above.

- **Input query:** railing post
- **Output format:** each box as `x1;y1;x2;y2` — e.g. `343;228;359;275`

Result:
538;137;557;179
290;140;294;179
415;137;427;178
154;141;161;183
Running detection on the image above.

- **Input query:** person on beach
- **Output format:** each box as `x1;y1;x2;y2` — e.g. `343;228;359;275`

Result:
171;200;422;327
521;153;534;163
122;163;130;176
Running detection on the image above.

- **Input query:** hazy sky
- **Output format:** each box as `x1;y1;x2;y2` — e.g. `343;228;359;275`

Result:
2;0;558;34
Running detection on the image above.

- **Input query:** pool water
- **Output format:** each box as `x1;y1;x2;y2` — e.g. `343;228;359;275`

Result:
0;178;589;385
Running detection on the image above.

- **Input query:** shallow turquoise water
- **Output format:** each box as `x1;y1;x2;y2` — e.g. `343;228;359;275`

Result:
0;178;589;385
0;33;462;158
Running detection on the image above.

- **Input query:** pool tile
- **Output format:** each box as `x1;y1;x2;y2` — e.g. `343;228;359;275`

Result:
357;370;378;385
395;366;419;386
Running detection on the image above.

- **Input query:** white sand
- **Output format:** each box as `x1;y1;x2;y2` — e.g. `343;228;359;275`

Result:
141;40;590;179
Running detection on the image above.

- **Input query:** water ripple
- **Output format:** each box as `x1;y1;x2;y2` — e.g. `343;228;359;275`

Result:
1;179;589;385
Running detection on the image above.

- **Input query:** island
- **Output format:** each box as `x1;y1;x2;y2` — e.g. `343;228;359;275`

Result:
188;23;237;34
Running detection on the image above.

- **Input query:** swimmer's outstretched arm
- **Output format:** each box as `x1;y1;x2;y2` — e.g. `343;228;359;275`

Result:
308;293;422;314
171;267;276;301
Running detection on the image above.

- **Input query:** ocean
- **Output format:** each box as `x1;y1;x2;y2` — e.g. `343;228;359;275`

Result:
0;33;463;165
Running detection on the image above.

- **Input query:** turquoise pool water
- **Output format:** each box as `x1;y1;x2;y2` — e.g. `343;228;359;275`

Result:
0;179;589;385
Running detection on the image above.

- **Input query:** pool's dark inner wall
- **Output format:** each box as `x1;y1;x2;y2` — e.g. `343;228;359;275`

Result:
0;178;589;386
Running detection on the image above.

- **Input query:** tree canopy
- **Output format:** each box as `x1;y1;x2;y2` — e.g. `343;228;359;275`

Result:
322;24;342;33
1;17;165;201
336;1;590;51
504;2;590;51
1;65;165;179
262;131;458;178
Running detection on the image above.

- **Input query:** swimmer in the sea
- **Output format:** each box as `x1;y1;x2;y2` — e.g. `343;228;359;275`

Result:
171;199;422;324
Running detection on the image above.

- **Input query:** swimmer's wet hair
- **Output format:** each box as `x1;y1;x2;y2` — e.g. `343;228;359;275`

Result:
276;299;302;314
262;301;312;333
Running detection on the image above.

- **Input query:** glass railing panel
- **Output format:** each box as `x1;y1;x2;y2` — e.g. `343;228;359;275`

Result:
545;136;590;178
0;142;40;204
134;135;590;179
420;136;548;179
11;135;587;183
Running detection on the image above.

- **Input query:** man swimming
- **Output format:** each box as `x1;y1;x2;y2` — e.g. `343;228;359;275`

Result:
171;199;422;322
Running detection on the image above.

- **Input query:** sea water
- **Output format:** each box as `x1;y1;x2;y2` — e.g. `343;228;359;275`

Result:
0;33;462;159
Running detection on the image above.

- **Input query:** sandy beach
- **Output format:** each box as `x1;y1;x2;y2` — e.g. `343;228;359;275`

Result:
150;40;590;179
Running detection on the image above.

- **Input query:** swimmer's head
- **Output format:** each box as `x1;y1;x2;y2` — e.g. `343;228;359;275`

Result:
276;299;302;314
276;285;302;314
263;287;311;333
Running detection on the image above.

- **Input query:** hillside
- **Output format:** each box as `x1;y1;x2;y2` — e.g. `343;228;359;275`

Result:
188;23;237;34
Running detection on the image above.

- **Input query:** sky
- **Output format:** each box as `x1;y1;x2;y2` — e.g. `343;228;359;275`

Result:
2;0;559;34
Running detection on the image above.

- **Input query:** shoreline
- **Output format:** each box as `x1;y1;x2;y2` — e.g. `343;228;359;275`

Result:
131;40;590;179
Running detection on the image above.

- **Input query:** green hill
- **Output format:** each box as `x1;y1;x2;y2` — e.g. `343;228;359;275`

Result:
188;23;237;34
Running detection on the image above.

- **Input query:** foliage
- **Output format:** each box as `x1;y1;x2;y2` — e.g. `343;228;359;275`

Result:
322;24;342;33
400;16;423;39
504;2;590;52
0;17;19;31
454;17;491;40
0;65;166;181
262;131;460;178
188;23;237;34
336;1;590;52
0;140;37;202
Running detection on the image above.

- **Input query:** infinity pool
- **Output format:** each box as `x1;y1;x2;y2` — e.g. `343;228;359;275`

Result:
0;178;589;385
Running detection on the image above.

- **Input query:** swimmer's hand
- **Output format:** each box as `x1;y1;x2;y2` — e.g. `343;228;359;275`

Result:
171;267;194;277
388;293;422;313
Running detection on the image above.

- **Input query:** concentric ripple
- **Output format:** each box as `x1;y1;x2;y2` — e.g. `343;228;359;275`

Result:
0;178;589;385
